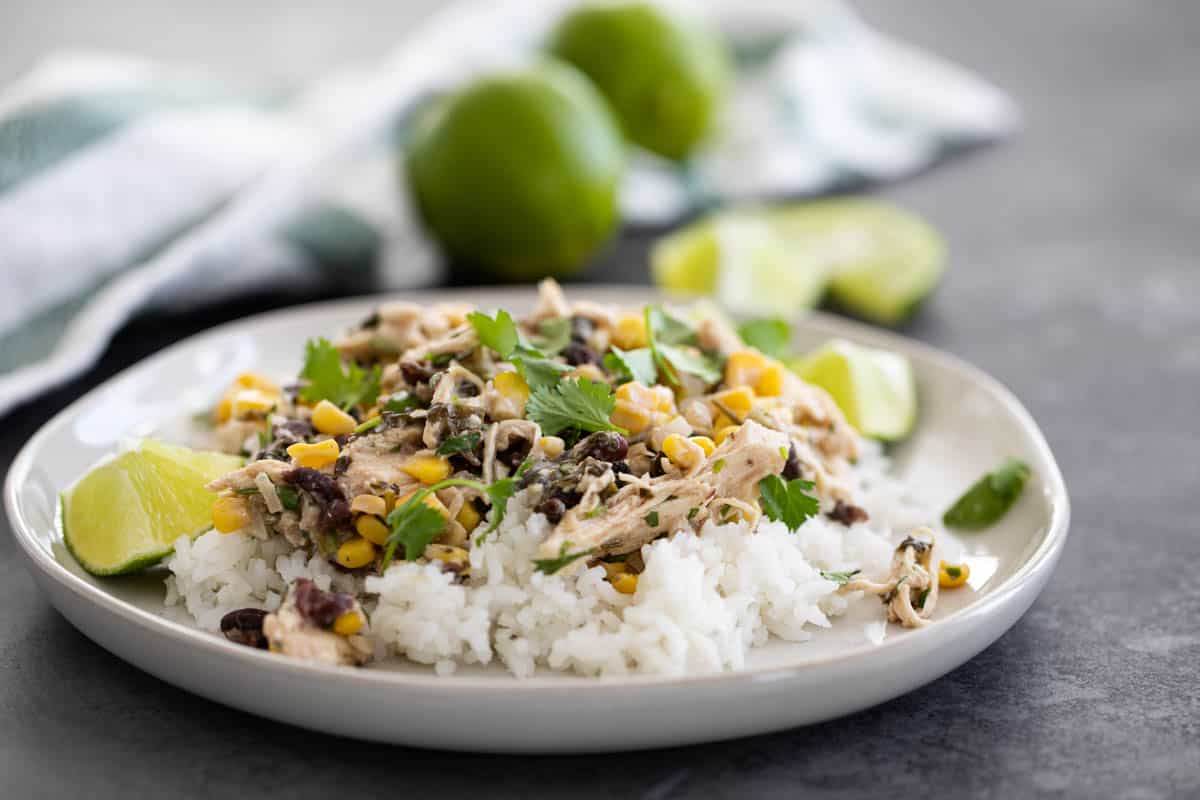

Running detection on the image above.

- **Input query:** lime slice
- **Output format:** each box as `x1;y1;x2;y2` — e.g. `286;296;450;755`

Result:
791;340;917;441
651;214;831;315
770;200;946;326
61;440;243;575
651;199;945;325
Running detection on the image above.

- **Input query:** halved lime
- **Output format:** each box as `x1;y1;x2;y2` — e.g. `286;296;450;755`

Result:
61;440;243;575
651;213;831;315
791;339;917;441
650;199;945;325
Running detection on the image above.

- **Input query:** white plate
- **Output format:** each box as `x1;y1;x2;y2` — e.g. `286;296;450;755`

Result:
5;286;1069;753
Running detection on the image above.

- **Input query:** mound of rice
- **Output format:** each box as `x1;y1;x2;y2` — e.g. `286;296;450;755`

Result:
165;443;931;677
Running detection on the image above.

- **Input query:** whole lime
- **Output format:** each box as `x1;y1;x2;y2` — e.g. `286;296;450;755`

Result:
548;1;731;161
405;60;625;280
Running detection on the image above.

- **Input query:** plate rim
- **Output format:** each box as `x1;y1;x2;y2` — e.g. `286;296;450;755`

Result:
5;285;1071;694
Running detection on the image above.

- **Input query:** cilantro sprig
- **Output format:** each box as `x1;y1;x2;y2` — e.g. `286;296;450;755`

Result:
532;543;596;575
603;345;657;386
644;305;722;386
468;310;570;392
380;476;517;570
758;474;820;531
299;338;381;410
525;376;625;437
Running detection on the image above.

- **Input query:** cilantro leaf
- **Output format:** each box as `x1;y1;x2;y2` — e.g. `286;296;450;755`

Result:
436;431;481;456
532;317;572;355
758;474;820;531
532;543;596;575
644;305;720;387
943;459;1031;530
299;338;382;410
820;569;861;585
468;310;519;358
643;510;659;528
477;478;517;542
526;377;624;436
737;318;792;360
603;346;657;386
383;500;447;567
513;349;572;393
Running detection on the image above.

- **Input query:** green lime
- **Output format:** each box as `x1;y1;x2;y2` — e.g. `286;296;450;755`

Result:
405;60;625;280
548;1;731;160
772;200;946;326
791;339;917;441
651;213;832;314
61;440;243;575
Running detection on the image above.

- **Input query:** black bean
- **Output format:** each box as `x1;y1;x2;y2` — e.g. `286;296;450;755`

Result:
577;431;628;462
283;468;351;529
826;500;870;526
782;442;805;480
219;608;269;649
292;578;355;628
536;497;567;524
562;340;599;366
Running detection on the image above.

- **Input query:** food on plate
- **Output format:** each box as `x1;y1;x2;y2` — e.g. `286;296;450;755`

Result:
792;339;917;442
405;60;624;279
66;282;972;677
651;200;946;325
547;0;731;160
61;440;242;575
943;458;1031;530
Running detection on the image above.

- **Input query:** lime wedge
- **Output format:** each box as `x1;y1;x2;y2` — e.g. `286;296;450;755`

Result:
792;340;917;441
650;199;945;325
61;440;244;575
771;200;946;326
651;213;831;315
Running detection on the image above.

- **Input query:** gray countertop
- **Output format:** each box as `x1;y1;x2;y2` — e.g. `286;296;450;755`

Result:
2;1;1198;798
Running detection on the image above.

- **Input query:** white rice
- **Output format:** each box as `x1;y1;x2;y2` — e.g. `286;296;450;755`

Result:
165;442;932;677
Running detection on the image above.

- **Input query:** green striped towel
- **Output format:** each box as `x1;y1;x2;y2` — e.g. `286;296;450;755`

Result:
0;0;1016;417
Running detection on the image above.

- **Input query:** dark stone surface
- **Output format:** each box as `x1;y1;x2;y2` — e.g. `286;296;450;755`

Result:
2;1;1198;797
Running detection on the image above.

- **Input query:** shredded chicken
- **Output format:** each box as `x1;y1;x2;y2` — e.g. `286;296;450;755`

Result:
262;580;372;667
843;528;939;628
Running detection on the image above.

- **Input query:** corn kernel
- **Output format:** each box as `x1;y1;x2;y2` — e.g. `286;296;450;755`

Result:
311;399;357;436
690;436;716;457
493;371;530;402
711;386;755;420
215;394;234;423
230;388;277;419
612;573;639;594
351;494;387;517
382;490;398;513
756;362;786;397
611;399;652;434
427;544;470;567
235;371;280;394
398;489;451;520
336;536;376;569
724;350;768;389
211;494;250;533
714;423;740;445
616;381;657;408
456;502;482;533
612;313;648;350
662;434;704;470
538;436;565;458
568;363;606;382
939;561;971;588
286;438;340;469
332;611;364;636
355;515;391;546
651;385;676;413
401;454;453;485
